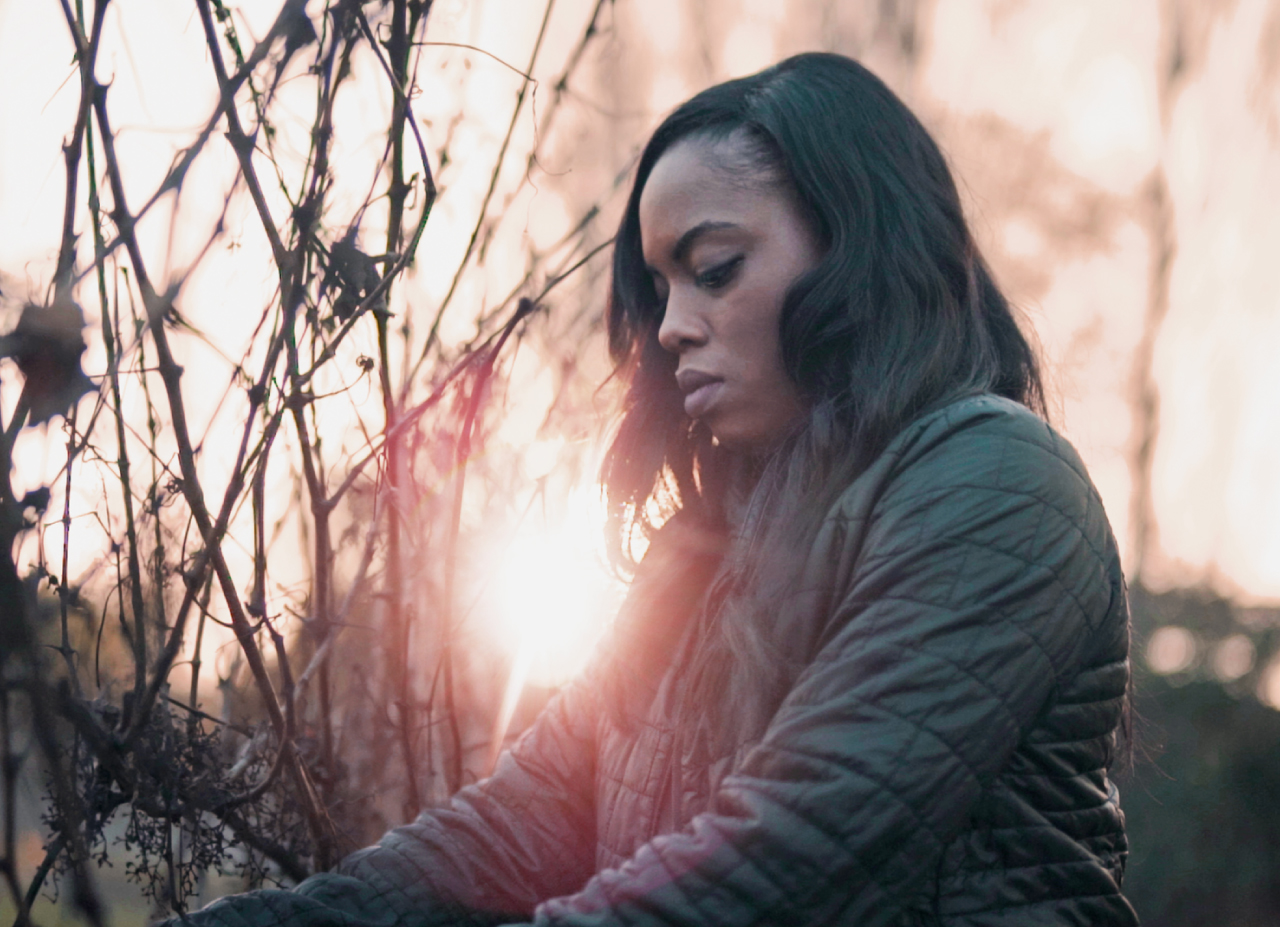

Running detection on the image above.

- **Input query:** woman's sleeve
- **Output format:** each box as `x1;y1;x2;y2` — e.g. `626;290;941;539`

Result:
173;673;602;927
513;406;1125;927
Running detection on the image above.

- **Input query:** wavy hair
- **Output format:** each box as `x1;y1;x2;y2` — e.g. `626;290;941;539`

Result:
600;53;1046;737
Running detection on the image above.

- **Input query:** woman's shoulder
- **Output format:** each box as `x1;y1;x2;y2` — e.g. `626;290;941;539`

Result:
813;393;1125;649
829;392;1108;542
891;392;1082;474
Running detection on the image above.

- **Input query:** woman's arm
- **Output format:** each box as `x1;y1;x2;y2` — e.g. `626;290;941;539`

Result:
510;401;1128;926
166;512;727;927
170;673;601;927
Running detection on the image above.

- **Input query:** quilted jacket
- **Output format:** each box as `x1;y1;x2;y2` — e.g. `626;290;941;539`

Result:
174;394;1138;927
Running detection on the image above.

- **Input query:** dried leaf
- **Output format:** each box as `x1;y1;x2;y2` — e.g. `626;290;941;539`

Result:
325;234;385;321
0;298;94;424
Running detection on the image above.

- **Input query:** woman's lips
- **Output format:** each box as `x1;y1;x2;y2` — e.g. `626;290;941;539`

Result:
676;370;724;419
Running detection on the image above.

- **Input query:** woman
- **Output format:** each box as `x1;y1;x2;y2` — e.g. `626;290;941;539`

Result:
178;53;1137;926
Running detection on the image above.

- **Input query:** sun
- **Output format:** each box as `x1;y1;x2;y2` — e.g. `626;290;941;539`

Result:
484;486;624;767
493;486;622;688
497;528;611;685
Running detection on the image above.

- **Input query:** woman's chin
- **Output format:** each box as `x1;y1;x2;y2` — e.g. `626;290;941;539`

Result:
707;424;777;456
706;412;807;456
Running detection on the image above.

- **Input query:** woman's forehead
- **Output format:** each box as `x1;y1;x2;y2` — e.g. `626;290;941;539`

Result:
638;138;775;257
644;133;772;198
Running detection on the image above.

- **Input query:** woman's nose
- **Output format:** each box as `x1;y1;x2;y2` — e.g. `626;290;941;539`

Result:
656;290;707;354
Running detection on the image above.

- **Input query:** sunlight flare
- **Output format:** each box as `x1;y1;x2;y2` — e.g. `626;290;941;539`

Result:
485;486;623;770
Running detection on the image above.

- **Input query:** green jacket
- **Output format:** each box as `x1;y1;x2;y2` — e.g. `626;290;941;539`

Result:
174;395;1137;926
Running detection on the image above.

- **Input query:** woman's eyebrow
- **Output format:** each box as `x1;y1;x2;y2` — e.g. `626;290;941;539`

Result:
671;220;740;264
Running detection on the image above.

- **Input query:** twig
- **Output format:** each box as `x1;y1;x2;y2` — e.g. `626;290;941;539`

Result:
294;484;381;695
20;834;69;916
410;41;536;81
70;5;314;288
56;411;84;698
164;695;250;737
93;99;149;708
87;76;327;866
52;0;109;296
1;682;31;927
413;0;557;377
193;0;292;270
440;296;541;794
184;572;216;739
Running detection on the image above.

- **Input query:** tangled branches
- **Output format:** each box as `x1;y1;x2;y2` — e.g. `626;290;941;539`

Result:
0;0;617;923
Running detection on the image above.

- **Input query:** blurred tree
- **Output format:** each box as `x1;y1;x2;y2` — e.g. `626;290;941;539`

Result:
1123;587;1280;926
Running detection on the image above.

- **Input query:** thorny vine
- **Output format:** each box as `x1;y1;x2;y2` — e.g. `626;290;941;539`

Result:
0;0;617;922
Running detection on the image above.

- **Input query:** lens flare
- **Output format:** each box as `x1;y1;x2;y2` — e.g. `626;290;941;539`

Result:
485;487;623;770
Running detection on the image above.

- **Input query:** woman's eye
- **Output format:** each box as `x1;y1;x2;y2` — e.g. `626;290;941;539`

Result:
695;256;742;291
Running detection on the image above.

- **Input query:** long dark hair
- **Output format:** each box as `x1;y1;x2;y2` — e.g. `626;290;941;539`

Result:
600;53;1046;738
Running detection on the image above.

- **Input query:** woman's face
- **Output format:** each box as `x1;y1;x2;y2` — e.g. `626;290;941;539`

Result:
639;134;822;452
